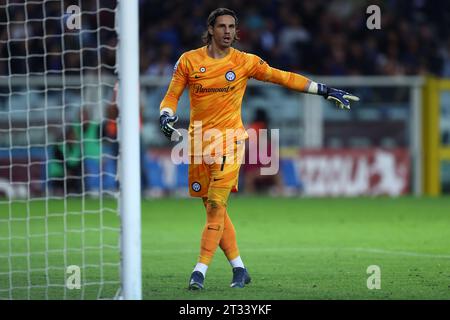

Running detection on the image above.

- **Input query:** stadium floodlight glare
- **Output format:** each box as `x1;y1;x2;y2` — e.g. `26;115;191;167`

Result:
0;0;141;300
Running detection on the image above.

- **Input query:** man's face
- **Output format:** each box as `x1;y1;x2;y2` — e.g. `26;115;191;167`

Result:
209;15;236;48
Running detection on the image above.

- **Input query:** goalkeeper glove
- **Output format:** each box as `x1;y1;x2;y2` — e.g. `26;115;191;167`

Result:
160;111;181;141
317;83;360;110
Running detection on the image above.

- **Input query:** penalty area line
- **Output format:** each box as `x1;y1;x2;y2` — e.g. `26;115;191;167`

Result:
142;247;450;259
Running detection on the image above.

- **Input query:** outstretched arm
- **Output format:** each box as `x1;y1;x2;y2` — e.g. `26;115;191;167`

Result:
248;55;359;109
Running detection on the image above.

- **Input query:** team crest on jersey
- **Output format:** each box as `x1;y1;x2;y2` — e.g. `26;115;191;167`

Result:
200;67;206;73
191;182;201;192
225;70;236;82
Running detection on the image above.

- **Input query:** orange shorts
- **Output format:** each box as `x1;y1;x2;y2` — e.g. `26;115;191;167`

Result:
189;141;245;204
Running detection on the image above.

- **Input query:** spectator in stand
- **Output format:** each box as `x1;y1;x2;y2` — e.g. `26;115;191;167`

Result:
243;109;284;196
48;126;82;195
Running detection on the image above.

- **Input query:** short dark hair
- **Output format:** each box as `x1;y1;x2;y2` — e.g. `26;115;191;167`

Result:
201;8;239;45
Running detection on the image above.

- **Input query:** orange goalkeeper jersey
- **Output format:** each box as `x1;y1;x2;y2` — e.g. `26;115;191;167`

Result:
160;46;310;155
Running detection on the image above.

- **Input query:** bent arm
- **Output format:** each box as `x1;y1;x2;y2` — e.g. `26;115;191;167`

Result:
159;57;188;115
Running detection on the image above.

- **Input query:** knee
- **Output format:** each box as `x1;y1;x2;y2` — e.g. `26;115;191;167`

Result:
206;199;226;219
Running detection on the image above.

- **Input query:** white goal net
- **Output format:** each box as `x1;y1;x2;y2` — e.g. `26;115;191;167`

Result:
0;0;122;299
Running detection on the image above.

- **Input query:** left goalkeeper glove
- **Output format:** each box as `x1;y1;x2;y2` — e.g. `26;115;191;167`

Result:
317;84;360;110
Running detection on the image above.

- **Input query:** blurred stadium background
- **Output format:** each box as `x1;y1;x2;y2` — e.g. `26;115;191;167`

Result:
0;0;450;299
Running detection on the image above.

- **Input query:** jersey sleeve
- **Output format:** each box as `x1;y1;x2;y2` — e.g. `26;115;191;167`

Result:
159;54;188;115
246;54;310;92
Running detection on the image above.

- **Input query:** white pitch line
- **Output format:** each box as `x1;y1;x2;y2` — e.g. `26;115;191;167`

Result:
142;246;450;259
346;247;450;259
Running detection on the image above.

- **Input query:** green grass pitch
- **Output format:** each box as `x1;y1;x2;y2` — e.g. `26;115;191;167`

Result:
1;196;450;299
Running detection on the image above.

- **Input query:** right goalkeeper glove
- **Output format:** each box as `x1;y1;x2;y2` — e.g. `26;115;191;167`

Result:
159;111;181;141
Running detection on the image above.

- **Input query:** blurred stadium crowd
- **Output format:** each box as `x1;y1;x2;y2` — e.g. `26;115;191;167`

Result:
140;0;450;77
1;0;449;77
0;0;117;76
1;0;449;196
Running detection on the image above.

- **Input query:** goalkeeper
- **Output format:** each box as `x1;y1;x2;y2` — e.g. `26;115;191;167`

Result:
159;8;359;290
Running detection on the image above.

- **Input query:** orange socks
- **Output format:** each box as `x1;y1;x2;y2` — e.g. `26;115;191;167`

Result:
198;197;240;265
219;211;240;261
198;201;226;265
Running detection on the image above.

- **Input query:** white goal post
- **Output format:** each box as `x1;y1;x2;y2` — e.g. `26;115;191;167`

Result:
0;0;141;300
117;0;142;300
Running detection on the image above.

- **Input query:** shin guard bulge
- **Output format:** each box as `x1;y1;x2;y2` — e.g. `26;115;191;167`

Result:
199;199;226;264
